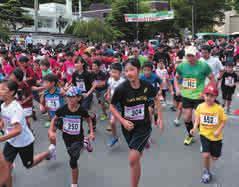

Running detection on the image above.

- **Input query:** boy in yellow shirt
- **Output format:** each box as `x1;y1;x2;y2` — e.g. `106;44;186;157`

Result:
190;83;227;184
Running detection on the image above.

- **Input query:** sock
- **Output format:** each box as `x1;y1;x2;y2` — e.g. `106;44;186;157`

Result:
185;121;193;137
71;184;77;187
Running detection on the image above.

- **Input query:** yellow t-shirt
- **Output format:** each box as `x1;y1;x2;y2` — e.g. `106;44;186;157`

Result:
195;102;227;141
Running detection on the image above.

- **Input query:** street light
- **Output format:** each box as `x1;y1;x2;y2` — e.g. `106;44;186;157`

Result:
34;0;38;32
136;0;139;41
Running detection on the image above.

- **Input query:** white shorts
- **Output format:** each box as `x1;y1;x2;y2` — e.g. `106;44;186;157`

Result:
24;107;33;117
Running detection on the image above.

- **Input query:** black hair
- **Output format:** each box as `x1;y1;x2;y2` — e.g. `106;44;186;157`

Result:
93;60;102;67
12;67;24;82
66;51;74;57
142;62;153;70
43;73;58;85
111;63;122;72
201;45;211;53
19;56;29;63
75;56;87;71
4;80;18;97
124;58;141;70
40;59;50;68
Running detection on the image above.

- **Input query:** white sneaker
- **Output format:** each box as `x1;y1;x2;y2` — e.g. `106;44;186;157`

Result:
174;119;180;126
48;144;56;160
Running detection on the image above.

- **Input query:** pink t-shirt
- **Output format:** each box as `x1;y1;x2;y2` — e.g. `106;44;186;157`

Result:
62;60;75;82
2;62;13;77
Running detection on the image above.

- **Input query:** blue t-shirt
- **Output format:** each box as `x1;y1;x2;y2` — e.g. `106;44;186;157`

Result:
44;87;65;119
140;73;161;91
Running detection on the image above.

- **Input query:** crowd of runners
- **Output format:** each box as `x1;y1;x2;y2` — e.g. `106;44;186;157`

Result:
0;36;239;187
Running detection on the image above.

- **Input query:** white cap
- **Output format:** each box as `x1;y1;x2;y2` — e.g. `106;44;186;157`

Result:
185;46;198;56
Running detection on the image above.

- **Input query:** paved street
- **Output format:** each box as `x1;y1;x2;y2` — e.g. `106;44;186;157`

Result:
1;96;239;187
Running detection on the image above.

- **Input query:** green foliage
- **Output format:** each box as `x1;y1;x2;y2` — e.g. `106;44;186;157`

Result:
65;19;122;42
171;0;230;32
106;0;150;41
0;21;10;41
0;0;33;31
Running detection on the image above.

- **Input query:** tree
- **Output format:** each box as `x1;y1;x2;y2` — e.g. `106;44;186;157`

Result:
171;0;230;33
65;19;122;42
0;0;33;31
233;0;239;12
106;0;150;41
0;20;10;41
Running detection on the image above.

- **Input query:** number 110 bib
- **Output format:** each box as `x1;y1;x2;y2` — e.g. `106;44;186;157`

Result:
124;104;145;121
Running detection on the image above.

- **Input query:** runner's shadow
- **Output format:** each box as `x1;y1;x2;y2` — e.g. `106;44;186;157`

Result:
46;161;63;170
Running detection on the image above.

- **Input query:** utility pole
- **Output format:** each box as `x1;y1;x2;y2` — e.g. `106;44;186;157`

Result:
192;2;195;39
136;0;139;41
79;0;82;20
34;0;38;32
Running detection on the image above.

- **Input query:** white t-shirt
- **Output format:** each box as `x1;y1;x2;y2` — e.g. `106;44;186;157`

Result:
108;77;125;97
1;100;34;147
156;68;169;90
200;56;224;79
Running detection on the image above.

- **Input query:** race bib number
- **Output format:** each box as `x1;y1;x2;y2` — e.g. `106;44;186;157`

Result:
124;104;145;121
225;77;235;86
23;107;33;117
182;78;197;89
76;81;86;92
63;118;81;135
67;68;75;75
2;115;13;133
46;97;60;111
200;114;218;126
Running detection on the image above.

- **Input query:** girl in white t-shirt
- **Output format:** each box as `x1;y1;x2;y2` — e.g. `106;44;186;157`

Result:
156;61;170;105
0;80;56;187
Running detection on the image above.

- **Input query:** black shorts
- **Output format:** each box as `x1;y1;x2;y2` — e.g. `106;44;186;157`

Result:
222;91;233;101
64;140;84;160
3;142;34;168
200;135;222;158
182;97;204;109
122;127;151;153
174;94;182;103
81;94;93;110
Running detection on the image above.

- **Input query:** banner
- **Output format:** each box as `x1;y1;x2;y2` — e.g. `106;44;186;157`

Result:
124;10;174;23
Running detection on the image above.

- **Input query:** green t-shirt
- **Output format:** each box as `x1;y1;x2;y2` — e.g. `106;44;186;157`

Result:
176;60;211;100
42;69;52;77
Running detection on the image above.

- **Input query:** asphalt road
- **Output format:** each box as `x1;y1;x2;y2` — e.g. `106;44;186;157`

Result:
1;97;239;187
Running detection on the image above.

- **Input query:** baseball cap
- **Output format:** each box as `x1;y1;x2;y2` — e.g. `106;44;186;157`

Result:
204;83;218;96
185;46;198;56
66;86;82;97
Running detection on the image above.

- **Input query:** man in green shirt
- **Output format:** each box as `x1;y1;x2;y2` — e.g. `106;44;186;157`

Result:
175;46;215;145
130;47;148;67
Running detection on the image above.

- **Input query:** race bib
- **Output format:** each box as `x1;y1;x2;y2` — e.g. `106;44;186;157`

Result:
182;78;197;89
200;114;218;126
67;67;75;75
23;107;33;117
2;115;13;133
63;118;81;135
225;77;235;86
124;104;145;121
46;97;60;111
76;81;86;92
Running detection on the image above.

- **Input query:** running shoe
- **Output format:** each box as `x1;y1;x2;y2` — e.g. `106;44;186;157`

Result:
184;136;193;145
100;114;108;121
201;169;212;184
48;144;56;160
84;138;93;152
44;121;51;128
174;119;180;127
170;106;177;112
107;137;119;147
106;124;112;132
0;130;4;136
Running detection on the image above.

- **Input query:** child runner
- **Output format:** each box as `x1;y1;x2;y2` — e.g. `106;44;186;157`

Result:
221;61;238;114
9;68;34;130
110;58;164;187
190;83;227;183
40;59;52;78
40;74;65;128
0;80;56;187
105;63;125;147
155;60;170;106
48;86;95;187
91;60;108;121
72;56;97;131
